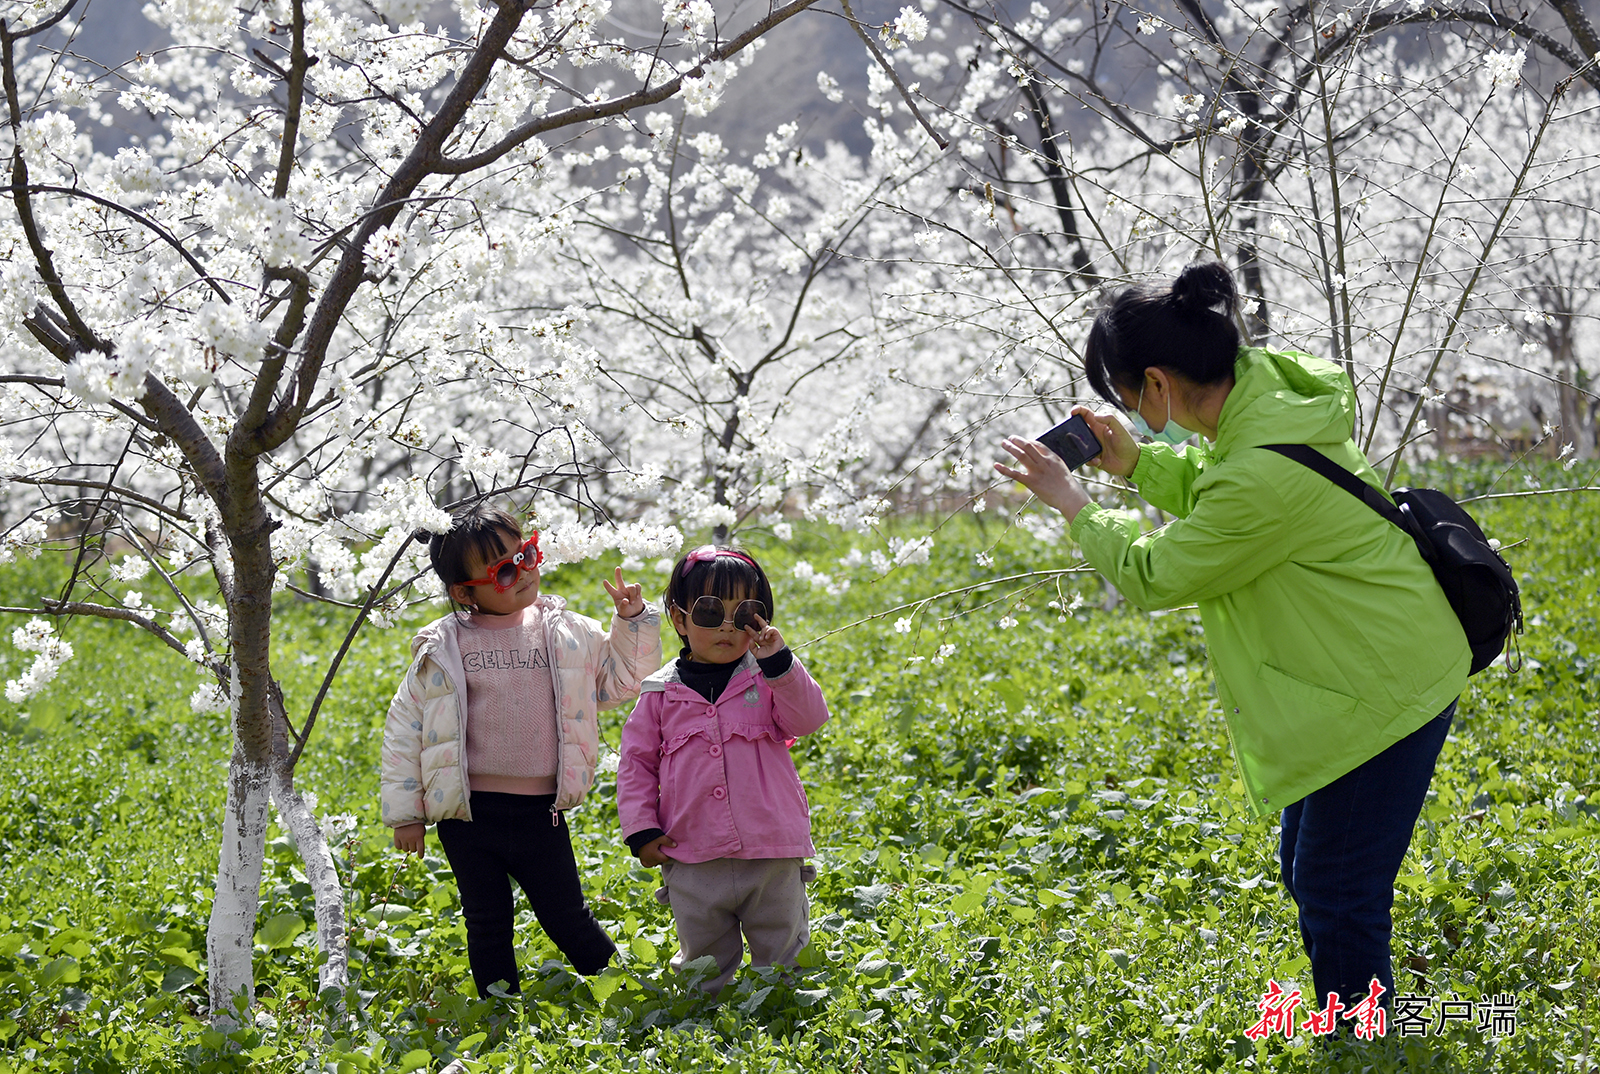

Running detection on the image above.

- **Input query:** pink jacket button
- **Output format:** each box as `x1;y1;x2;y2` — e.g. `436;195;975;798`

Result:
712;786;726;800
709;744;722;758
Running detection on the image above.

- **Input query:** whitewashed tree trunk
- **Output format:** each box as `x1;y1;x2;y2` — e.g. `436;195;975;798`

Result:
270;772;348;993
267;681;349;994
205;703;272;1023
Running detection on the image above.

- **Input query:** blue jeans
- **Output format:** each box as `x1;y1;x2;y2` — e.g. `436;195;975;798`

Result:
1279;701;1455;1009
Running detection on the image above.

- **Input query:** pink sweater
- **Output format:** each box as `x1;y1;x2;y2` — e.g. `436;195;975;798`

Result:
457;607;558;795
617;652;830;862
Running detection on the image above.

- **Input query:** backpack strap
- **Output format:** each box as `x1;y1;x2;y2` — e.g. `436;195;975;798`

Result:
1259;443;1408;530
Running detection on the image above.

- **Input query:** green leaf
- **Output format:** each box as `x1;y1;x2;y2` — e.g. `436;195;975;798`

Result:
629;935;657;962
588;969;624;1004
855;958;893;979
161;966;200;993
255;913;306;950
38;956;80;987
395;1049;432;1073
159;945;200;970
951;874;994;916
1275;953;1310;978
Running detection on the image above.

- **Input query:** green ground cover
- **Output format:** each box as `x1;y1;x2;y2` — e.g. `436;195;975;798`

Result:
0;476;1596;1072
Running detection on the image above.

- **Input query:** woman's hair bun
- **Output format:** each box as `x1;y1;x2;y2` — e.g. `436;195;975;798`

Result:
1171;260;1237;318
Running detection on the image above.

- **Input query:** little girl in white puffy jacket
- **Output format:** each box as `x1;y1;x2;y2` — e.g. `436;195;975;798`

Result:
380;503;661;996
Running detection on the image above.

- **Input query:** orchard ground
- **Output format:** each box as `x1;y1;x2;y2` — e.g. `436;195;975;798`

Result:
1;469;1596;1072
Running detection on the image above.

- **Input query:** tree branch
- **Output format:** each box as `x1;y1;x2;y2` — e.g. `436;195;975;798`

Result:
271;0;310;201
432;0;825;174
9;475;194;526
21;183;232;302
248;0;537;455
836;0;949;150
7;0;82;41
2;19;111;352
1;598;201;665
288;538;414;769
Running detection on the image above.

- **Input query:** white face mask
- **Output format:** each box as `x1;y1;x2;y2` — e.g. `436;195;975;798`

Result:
1129;381;1196;446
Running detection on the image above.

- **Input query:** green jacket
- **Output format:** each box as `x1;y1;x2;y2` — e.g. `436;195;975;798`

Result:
1070;347;1471;817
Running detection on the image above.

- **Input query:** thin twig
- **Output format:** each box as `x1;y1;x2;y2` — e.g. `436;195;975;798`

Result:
1458;485;1600;504
793;567;1095;650
836;0;949;150
289;538;416;769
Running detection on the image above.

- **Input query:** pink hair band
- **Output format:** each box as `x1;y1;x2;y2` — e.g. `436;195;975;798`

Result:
681;546;756;575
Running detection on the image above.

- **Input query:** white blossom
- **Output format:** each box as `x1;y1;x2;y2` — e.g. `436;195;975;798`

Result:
5;618;74;703
190;682;230;714
1483;47;1526;90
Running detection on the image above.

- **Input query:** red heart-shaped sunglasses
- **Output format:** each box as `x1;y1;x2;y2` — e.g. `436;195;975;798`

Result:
460;534;542;592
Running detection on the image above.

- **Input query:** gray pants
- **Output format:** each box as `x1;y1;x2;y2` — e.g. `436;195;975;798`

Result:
657;857;812;991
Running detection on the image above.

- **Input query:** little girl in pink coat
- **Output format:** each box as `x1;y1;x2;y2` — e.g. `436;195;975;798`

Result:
617;545;831;991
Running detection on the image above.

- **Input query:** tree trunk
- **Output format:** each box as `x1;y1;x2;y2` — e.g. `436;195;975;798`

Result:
267;680;349;994
205;468;279;1023
205;668;272;1025
272;766;349;993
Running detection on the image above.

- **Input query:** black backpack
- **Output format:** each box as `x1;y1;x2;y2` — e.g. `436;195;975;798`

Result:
1262;443;1523;675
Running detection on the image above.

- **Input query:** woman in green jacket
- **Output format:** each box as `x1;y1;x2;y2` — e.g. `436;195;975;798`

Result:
997;261;1470;1018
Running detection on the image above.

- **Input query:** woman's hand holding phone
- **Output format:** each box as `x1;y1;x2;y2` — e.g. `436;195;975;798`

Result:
996;436;1093;522
1072;406;1141;479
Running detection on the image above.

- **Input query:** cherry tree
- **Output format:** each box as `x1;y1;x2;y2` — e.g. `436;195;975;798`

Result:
836;0;1600;481
527;108;951;538
0;0;825;1020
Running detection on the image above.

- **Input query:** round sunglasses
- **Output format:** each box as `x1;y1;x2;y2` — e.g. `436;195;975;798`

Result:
460;534;541;593
678;595;767;632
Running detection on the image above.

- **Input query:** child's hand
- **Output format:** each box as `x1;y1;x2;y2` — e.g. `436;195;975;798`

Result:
638;834;677;867
745;614;785;659
394;823;425;855
602;567;646;618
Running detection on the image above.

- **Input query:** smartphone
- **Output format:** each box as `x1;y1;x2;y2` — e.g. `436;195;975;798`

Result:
1037;414;1102;471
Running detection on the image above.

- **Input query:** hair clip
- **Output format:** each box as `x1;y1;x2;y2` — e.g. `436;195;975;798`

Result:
681;545;756;575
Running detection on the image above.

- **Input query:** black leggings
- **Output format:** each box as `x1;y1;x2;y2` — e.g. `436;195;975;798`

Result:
436;792;615;995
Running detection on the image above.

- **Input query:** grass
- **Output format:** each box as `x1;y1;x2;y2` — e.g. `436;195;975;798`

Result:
0;470;1596;1072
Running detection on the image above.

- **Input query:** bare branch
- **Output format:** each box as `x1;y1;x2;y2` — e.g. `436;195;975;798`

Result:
9;475;195;525
289;539;416;769
836;0;949;150
1384;82;1569;486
